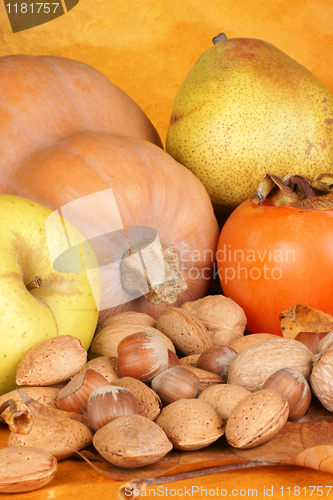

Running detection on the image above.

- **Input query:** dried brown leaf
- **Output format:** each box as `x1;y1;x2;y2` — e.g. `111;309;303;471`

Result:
280;304;333;339
291;192;333;210
252;173;299;205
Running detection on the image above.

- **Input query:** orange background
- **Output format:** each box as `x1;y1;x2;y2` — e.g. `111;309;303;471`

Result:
0;0;333;145
1;1;333;497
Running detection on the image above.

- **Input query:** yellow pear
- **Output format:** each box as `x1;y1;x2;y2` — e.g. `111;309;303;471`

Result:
166;35;333;214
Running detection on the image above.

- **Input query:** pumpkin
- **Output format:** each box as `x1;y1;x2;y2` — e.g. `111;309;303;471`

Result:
0;55;219;321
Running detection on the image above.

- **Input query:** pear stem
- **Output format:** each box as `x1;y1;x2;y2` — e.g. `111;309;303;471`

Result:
26;276;43;291
212;33;227;45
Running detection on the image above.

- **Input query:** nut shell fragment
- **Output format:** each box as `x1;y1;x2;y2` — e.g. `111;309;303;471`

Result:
0;386;59;420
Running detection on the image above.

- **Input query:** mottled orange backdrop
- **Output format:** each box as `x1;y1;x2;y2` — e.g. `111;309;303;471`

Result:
0;0;332;146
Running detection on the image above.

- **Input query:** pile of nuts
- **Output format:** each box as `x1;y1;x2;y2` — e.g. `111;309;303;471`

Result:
0;294;332;493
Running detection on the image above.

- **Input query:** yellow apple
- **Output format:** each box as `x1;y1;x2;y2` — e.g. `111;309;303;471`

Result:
0;194;101;395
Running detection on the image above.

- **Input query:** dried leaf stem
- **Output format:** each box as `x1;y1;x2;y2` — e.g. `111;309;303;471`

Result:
117;461;277;499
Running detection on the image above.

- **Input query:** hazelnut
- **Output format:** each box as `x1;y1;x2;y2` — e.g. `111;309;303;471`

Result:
196;346;237;382
117;331;169;382
262;367;311;420
87;385;140;431
151;366;200;404
295;331;329;354
57;369;109;413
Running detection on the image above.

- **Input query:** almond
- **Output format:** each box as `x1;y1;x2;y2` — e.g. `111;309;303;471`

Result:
198;384;251;421
225;389;289;449
182;366;223;392
93;414;172;468
156;307;212;355
8;416;93;460
111;377;162;420
228;333;279;353
96;311;156;333
0;446;57;493
179;354;201;366
155;398;224;451
72;356;121;384
88;323;176;358
228;338;314;391
15;335;87;386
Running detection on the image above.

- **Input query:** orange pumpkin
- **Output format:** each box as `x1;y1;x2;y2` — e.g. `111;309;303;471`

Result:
0;55;219;321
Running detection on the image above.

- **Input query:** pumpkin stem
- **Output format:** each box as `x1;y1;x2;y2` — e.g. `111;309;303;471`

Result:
121;239;187;305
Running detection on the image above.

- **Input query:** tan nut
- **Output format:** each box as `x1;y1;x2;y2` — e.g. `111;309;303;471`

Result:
0;387;60;420
198;384;251;421
310;346;333;412
228;338;314;391
15;335;87;386
111;377;162;420
181;295;246;346
72;356;121;384
155;398;224;451
93;414;172;468
88;323;176;358
0;446;57;493
8;416;93;461
228;333;279;353
225;389;289;449
156;307;212;355
96;311;156;333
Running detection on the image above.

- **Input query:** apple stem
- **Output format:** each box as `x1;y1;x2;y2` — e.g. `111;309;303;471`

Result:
26;276;43;291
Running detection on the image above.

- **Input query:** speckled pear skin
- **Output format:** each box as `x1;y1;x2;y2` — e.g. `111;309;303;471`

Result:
166;37;333;213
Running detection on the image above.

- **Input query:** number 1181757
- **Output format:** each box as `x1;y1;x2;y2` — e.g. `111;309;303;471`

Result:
280;486;332;496
6;3;60;14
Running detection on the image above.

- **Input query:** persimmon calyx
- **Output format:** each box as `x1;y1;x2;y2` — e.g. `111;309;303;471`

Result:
121;239;187;304
253;172;333;210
